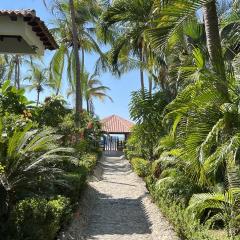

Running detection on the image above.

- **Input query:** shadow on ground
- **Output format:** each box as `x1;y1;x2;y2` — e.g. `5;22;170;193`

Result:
59;151;153;240
83;192;151;237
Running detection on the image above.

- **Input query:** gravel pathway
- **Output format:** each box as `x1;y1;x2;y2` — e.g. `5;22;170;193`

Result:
59;152;179;240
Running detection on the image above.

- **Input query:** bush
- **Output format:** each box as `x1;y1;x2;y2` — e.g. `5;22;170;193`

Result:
9;196;71;240
34;96;69;128
55;153;98;203
145;177;221;240
150;159;162;179
74;139;89;156
59;170;87;203
145;179;210;240
0;80;29;116
155;175;201;206
80;153;98;172
130;157;150;177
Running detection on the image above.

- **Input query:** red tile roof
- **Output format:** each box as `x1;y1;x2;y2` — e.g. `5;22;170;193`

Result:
0;9;58;50
101;115;134;133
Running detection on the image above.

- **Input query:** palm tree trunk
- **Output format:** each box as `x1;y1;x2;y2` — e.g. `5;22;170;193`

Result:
89;99;94;115
86;98;89;113
14;55;20;89
139;45;145;93
69;0;82;126
56;88;60;96
203;0;228;96
148;76;152;96
81;48;85;75
36;90;40;106
81;48;85;101
17;59;20;89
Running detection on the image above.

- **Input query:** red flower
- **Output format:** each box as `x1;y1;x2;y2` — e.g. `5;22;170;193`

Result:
87;122;93;129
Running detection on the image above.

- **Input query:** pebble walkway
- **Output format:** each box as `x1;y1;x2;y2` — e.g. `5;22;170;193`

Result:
59;152;180;240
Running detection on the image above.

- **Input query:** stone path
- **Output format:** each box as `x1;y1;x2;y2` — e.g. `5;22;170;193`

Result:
59;152;179;240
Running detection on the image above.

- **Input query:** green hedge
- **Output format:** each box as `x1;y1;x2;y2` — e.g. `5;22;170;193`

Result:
2;152;99;240
9;196;71;240
80;153;98;172
56;153;98;203
130;158;229;240
146;178;216;240
130;157;150;177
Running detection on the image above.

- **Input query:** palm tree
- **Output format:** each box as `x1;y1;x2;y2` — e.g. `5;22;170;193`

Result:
69;0;82;125
47;0;105;125
203;0;228;96
2;54;40;89
68;71;112;114
101;0;154;93
14;55;20;89
24;64;51;106
83;72;112;114
145;0;230;95
0;55;8;84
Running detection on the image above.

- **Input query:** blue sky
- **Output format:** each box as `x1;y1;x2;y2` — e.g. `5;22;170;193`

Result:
0;0;144;121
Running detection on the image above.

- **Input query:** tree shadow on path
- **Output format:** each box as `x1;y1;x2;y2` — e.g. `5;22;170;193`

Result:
78;186;152;239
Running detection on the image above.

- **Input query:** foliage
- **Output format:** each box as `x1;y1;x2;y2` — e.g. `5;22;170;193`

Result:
0;80;30;115
24;63;51;106
55;152;98;203
130;157;150;177
58;111;101;151
0;118;75;224
188;167;240;238
144;169;220;240
126;90;168;160
80;153;98;172
8;196;71;240
56;168;87;204
35;95;70;127
104;0;240;238
68;71;112;114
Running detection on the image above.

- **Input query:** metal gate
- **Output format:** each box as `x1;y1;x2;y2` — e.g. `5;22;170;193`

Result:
103;135;124;151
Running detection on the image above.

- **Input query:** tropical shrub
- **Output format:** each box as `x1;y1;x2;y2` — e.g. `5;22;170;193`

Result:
145;173;218;240
155;173;201;206
0;80;30;116
80;153;98;172
188;167;240;238
0;120;75;222
74;139;89;156
126;90;168;160
56;169;87;203
35;96;70;127
55;153;98;203
130;157;150;177
8;196;71;240
58;111;101;149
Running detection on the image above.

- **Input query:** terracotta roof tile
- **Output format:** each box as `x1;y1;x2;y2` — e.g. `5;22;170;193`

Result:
101;115;134;133
0;9;58;50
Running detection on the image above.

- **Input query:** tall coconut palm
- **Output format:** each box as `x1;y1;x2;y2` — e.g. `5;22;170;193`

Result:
68;71;112;114
24;64;51;106
146;0;229;95
69;0;82;125
47;0;105;125
203;0;228;96
101;0;154;93
0;55;8;84
83;72;113;114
